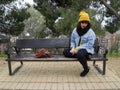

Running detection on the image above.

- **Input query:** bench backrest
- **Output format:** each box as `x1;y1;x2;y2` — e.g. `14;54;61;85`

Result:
16;38;70;48
16;38;99;54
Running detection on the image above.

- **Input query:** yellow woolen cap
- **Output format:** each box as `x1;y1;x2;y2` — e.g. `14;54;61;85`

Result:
79;10;87;16
78;13;90;22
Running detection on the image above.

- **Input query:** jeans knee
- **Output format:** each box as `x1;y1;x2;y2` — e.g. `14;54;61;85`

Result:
76;49;88;60
76;52;84;59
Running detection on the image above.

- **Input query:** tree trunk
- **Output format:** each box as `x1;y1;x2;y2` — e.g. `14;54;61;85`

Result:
99;0;120;21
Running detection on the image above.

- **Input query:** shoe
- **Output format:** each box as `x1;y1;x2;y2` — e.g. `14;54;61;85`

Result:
80;68;89;77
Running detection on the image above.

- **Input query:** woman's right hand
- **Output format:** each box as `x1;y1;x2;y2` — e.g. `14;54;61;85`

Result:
70;47;75;55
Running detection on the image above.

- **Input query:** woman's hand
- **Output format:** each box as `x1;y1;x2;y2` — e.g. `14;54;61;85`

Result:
70;47;78;55
70;47;75;55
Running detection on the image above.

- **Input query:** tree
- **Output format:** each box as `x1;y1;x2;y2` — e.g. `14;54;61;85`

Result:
4;8;30;36
34;0;115;37
1;0;119;37
0;0;14;4
19;7;46;38
102;0;120;34
0;0;30;36
99;0;120;21
87;9;105;35
34;0;91;37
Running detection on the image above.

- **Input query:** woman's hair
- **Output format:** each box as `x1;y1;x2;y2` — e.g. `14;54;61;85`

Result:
77;21;91;28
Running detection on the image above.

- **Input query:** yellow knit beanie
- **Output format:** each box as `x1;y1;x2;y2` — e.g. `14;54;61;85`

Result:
79;10;87;16
78;12;90;22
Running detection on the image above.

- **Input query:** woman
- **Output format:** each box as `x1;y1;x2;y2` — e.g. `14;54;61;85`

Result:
63;11;96;77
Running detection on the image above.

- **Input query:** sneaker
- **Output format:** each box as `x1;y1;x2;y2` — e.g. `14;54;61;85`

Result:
80;68;89;77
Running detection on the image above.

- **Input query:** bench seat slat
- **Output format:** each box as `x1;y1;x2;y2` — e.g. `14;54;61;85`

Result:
7;54;107;61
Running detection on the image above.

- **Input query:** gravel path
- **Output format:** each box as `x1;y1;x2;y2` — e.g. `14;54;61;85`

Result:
0;57;120;77
107;57;120;78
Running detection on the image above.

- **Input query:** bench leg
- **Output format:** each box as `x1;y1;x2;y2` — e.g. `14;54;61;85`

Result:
8;59;12;75
93;60;106;75
8;60;23;75
102;60;106;75
20;61;23;65
93;61;96;66
12;62;23;75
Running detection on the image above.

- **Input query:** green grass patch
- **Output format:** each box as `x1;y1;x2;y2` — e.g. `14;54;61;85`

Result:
107;53;120;57
0;54;7;58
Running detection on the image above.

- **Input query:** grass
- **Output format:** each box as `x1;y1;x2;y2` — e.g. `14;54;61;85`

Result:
0;54;7;58
107;53;120;57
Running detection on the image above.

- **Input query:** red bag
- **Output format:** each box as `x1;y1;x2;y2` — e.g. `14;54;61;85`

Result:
35;48;52;58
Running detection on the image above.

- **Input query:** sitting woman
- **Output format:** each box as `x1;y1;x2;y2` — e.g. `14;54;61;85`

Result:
63;11;96;77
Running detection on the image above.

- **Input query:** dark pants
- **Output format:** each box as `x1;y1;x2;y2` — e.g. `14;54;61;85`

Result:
63;48;90;70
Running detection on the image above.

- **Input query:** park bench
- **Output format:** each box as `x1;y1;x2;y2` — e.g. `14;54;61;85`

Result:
6;38;108;75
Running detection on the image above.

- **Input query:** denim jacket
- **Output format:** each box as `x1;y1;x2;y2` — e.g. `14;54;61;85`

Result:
70;27;96;54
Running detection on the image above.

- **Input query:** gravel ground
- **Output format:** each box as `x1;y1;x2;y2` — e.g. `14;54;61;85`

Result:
0;58;7;71
107;57;120;78
0;57;120;77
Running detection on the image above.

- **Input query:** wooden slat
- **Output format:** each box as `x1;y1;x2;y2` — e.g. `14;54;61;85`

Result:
7;54;107;61
16;38;70;48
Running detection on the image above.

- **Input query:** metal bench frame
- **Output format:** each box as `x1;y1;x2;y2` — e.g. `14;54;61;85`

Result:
6;38;108;75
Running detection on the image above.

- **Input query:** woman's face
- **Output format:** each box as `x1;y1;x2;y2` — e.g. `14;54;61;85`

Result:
80;21;88;29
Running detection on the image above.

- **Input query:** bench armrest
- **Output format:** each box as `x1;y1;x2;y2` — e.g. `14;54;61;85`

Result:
5;45;20;59
99;45;108;58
